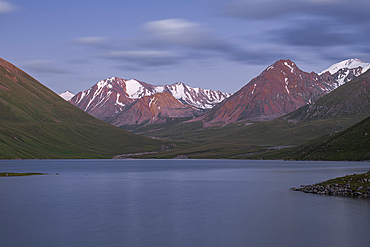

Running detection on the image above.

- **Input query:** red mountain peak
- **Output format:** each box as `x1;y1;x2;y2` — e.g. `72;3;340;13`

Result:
198;59;338;125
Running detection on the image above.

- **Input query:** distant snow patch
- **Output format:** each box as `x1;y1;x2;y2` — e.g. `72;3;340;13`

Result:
59;91;75;101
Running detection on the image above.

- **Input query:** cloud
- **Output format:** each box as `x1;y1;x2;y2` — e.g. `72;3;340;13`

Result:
70;19;289;70
96;18;290;70
105;50;182;67
0;0;16;14
140;18;281;64
225;0;370;23
142;19;231;51
279;23;352;47
23;60;69;74
72;36;109;45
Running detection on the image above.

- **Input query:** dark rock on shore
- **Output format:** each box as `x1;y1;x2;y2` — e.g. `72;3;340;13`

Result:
291;171;370;198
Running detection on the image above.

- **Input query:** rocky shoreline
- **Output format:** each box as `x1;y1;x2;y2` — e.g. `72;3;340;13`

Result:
291;171;370;198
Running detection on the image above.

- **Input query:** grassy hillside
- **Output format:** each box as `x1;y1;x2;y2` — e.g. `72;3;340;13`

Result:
284;115;370;161
0;58;164;159
131;116;362;159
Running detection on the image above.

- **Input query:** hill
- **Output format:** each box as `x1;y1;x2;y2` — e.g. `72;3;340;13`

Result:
284;115;370;161
0;58;164;159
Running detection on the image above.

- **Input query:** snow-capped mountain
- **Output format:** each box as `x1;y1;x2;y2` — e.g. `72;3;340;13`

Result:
159;82;231;109
70;77;229;126
194;59;340;125
59;90;75;101
319;58;370;75
319;58;370;87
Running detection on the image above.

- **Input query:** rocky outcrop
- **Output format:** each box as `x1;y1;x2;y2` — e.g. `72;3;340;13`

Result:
291;171;370;198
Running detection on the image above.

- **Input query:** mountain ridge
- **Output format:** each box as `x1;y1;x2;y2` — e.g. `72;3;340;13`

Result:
70;77;229;126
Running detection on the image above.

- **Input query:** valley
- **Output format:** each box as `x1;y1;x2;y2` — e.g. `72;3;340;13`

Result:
1;56;369;160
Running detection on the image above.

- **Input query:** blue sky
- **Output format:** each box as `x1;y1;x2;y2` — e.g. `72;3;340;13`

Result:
1;0;370;94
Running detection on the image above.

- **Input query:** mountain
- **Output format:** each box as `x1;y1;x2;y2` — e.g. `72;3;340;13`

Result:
59;90;75;101
319;58;370;87
195;59;339;125
0;58;164;159
70;77;229;126
284;69;370;122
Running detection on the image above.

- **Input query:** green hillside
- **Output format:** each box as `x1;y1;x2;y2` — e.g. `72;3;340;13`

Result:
284;115;370;161
0;58;164;159
131;117;361;159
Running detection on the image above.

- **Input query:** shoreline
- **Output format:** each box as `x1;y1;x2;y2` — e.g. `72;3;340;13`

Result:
291;171;370;198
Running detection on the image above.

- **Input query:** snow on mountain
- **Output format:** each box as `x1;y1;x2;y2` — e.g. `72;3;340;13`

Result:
125;79;156;99
59;90;75;101
159;82;231;109
318;59;370;88
319;58;370;75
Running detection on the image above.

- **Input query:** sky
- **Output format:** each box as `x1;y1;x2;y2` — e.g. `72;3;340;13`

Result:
1;0;370;94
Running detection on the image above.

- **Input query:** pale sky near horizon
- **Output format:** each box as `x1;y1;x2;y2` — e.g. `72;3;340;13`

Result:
1;0;369;94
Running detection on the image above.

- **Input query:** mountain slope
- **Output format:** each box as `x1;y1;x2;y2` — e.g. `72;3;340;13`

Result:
0;58;163;159
284;70;370;122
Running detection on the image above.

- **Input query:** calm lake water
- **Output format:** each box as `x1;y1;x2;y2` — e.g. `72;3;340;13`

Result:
1;159;370;247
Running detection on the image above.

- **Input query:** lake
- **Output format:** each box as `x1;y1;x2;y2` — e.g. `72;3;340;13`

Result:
1;159;370;247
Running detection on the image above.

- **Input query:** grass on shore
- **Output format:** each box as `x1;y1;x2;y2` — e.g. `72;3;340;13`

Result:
0;172;47;177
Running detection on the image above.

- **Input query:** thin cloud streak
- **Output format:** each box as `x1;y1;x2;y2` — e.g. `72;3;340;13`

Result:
73;36;109;45
225;0;370;23
23;60;69;74
105;50;182;67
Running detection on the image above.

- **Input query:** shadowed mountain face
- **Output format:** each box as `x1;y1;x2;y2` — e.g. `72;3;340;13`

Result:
0;58;163;159
70;77;229;126
196;59;340;125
